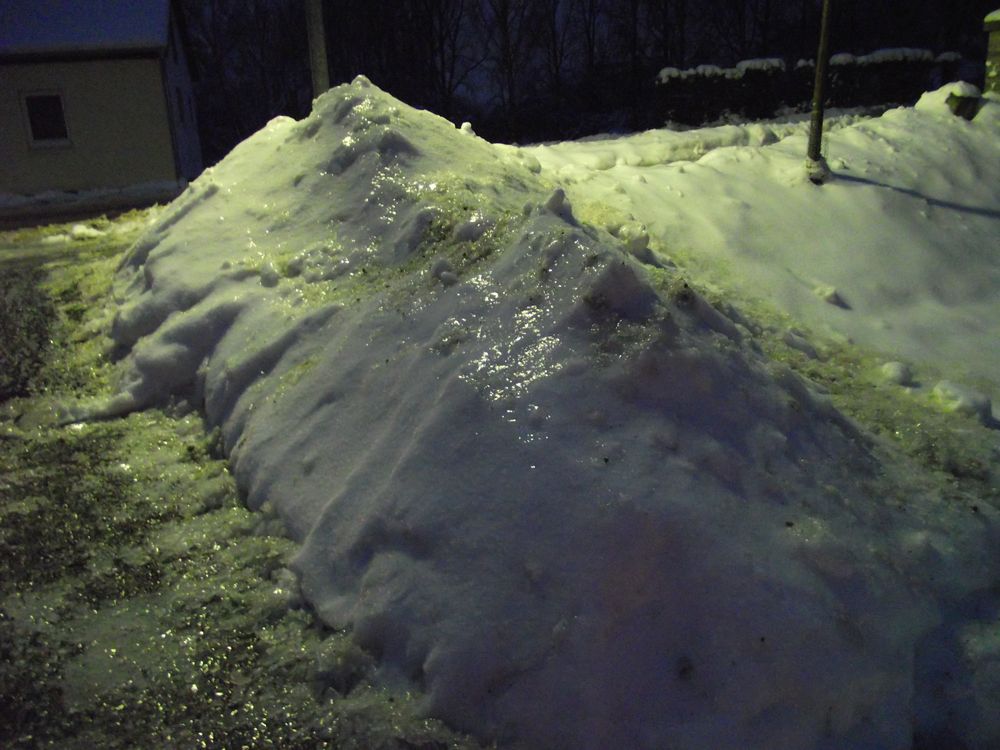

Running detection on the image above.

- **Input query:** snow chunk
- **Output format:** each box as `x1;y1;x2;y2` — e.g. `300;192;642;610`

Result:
916;81;982;115
452;211;492;242
579;256;659;321
258;263;280;288
612;220;650;253
542;187;574;220
880;361;914;386
430;257;458;286
932;380;993;424
813;284;849;309
70;223;105;239
783;329;820;359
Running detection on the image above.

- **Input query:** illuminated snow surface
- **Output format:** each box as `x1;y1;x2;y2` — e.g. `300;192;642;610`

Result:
88;77;1000;749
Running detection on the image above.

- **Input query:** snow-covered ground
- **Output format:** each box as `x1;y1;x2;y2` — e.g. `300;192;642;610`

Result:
0;180;184;227
518;84;1000;391
74;77;999;749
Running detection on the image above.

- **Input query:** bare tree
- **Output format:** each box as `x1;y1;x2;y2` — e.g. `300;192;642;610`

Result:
412;0;484;117
747;0;776;57
604;0;647;127
574;0;607;74
706;0;752;60
647;0;689;67
477;0;537;137
537;0;576;95
177;0;310;159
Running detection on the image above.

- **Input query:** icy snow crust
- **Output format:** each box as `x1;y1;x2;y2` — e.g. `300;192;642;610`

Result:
102;78;1000;749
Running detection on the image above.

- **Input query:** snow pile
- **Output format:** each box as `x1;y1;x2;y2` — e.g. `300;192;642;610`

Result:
523;81;1000;390
96;78;1000;749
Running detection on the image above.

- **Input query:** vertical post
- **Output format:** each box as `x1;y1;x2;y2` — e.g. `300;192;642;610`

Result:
806;0;833;184
305;0;329;98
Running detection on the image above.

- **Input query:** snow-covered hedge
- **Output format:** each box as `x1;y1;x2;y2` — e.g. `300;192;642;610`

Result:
656;58;787;83
655;48;964;124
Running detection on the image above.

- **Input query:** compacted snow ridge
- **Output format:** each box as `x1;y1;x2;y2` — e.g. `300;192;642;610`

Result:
85;76;1000;749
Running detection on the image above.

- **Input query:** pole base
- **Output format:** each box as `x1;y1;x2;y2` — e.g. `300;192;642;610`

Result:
806;156;831;185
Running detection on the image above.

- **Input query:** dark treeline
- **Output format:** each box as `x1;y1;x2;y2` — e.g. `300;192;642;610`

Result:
177;0;995;164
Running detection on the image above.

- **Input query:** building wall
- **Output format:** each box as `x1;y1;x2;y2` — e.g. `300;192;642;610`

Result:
163;10;202;180
0;57;177;194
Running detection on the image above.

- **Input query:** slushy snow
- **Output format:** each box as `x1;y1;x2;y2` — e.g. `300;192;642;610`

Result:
85;77;1000;749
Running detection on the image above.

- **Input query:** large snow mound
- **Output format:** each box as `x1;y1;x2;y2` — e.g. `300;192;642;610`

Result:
95;78;1000;749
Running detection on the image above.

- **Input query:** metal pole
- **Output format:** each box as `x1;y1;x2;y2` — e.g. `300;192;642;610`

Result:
806;0;833;183
305;0;330;98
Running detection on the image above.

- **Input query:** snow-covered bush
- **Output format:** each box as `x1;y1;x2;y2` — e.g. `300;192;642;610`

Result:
89;76;1000;750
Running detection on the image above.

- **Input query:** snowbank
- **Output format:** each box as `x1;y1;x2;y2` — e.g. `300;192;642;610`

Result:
512;112;870;171
95;78;1000;749
524;82;1000;391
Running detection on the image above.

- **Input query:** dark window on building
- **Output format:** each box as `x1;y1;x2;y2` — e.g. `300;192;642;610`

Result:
24;94;68;142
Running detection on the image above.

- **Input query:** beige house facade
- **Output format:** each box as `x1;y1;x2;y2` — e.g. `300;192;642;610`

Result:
0;0;201;197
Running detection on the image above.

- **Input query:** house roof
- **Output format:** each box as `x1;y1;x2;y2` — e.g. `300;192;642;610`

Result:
0;0;172;61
